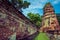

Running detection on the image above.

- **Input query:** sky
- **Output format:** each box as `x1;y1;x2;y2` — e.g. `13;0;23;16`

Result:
22;0;60;16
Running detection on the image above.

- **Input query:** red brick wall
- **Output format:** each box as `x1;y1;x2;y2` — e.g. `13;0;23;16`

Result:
0;0;37;39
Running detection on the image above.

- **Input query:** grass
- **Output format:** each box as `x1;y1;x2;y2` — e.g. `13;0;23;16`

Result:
9;33;16;40
34;32;50;40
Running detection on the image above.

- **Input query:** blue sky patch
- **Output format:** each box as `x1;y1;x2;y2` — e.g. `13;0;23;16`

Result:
22;0;60;16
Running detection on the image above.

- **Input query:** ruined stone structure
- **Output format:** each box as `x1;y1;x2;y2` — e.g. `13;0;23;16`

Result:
40;3;59;32
0;0;37;40
40;2;60;40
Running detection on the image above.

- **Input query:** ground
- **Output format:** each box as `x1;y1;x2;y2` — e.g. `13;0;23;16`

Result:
34;32;50;40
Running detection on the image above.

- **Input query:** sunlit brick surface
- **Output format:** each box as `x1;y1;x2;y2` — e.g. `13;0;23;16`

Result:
41;3;59;32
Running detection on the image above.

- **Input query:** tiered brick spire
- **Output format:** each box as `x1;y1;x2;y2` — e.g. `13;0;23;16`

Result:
41;2;59;32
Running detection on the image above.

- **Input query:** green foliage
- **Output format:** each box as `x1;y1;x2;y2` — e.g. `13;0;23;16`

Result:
34;32;50;40
9;0;30;10
9;33;16;40
23;1;30;9
56;14;60;25
27;12;42;27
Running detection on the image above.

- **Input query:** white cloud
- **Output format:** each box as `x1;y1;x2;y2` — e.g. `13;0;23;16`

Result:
39;0;48;3
29;4;44;9
52;0;60;4
22;0;48;16
24;0;48;9
23;0;60;16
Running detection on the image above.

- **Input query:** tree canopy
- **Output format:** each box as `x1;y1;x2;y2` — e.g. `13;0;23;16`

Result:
27;12;42;27
9;0;30;11
56;14;60;25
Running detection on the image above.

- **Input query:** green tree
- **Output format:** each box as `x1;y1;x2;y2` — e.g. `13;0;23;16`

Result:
56;14;60;25
27;12;42;27
9;0;30;11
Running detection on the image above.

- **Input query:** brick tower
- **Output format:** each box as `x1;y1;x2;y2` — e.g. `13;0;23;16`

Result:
40;3;59;32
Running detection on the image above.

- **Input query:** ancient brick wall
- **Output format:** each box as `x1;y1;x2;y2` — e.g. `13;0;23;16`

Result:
0;0;37;40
